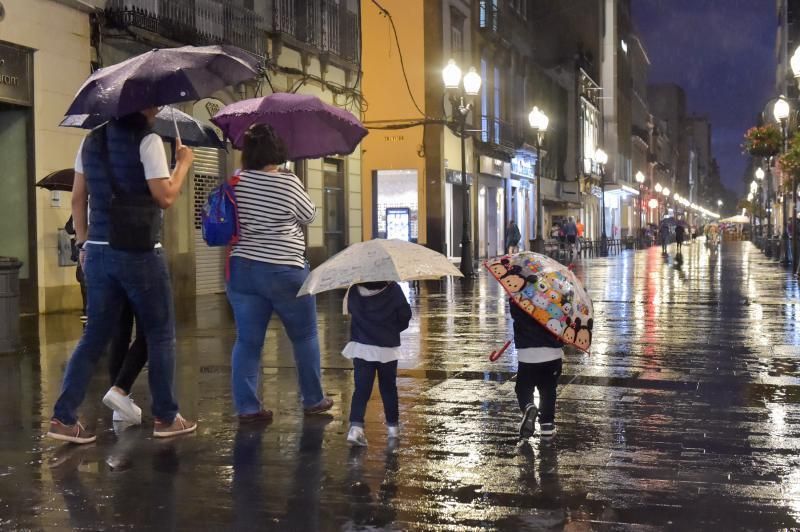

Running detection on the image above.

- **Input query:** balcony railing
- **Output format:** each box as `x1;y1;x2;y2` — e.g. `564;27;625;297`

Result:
106;0;265;57
272;0;360;64
481;115;515;152
478;1;511;40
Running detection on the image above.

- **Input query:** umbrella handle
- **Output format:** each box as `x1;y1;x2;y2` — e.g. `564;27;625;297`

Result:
489;340;512;362
171;107;181;143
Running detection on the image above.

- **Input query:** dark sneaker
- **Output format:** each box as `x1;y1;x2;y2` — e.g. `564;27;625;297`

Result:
153;414;197;438
46;419;96;444
303;397;334;415
519;404;537;439
539;422;556;437
238;409;274;425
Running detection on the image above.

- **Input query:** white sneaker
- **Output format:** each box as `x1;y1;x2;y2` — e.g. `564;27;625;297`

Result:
347;426;368;446
103;388;142;425
387;425;400;439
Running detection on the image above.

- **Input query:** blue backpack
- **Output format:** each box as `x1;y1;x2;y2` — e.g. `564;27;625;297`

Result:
202;175;240;247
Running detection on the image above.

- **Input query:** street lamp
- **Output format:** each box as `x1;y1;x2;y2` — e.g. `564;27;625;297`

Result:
530;106;549;254
635;171;646;242
443;59;481;277
773;96;792;265
595;148;609;255
654;183;663;219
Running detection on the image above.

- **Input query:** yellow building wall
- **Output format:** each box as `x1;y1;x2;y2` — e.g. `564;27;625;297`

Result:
360;0;427;243
1;0;92;313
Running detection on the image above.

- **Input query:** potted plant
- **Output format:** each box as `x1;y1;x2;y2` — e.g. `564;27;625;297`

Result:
743;125;782;157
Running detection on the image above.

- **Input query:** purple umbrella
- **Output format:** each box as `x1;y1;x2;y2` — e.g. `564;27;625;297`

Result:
65;45;259;119
211;93;368;159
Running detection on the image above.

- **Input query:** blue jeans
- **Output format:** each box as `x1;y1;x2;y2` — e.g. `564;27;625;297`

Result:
226;257;324;414
349;358;399;427
53;245;179;425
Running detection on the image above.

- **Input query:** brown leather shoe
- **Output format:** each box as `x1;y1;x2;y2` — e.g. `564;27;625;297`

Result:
153;414;197;438
238;410;274;425
46;419;96;444
303;397;334;415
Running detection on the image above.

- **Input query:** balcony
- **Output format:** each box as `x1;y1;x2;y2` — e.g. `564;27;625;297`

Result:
478;1;511;45
105;0;265;57
480;115;515;155
271;0;360;65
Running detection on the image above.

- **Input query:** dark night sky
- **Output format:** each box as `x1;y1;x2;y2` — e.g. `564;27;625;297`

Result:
632;0;777;195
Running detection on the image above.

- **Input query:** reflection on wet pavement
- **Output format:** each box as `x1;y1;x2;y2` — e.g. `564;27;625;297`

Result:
3;241;800;529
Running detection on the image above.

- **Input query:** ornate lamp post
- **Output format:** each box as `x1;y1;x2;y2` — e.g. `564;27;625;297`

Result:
773;96;792;265
443;59;482;277
635;170;646;246
529;106;549;254
655;182;663;220
662;186;671;218
595;148;609;255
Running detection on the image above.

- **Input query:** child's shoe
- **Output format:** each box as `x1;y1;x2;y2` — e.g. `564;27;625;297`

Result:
519;404;537;439
347;425;368;446
387;425;400;440
539;422;556;437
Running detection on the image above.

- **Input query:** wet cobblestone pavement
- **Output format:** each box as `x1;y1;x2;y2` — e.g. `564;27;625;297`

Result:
3;241;800;530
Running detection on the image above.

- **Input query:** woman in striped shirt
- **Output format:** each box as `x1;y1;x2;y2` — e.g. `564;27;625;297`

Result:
226;124;333;423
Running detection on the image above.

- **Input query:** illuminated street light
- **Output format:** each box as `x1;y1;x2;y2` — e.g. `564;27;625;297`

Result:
655;183;663;193
774;96;790;122
756;167;765;180
595;148;609;255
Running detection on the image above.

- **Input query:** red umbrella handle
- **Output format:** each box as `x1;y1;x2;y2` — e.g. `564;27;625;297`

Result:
489;340;512;362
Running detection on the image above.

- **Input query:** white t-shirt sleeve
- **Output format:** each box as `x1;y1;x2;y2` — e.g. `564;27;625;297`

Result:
74;138;86;174
139;133;170;180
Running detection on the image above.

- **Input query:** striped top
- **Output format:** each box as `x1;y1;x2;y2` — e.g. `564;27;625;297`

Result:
230;169;316;268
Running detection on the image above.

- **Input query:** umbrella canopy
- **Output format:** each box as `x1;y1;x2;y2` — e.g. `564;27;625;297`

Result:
298;239;462;296
485;252;594;352
211;93;368;159
719;215;750;224
65;45;259;119
60;106;225;149
36;168;75;192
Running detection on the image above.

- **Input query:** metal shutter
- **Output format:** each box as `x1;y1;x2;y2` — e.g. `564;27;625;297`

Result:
193;147;226;295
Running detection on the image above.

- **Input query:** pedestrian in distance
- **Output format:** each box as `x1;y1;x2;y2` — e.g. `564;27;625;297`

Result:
226;124;333;425
563;217;578;257
511;300;563;440
47;108;197;444
675;223;686;254
659;219;670;256
344;281;412;447
505;220;521;255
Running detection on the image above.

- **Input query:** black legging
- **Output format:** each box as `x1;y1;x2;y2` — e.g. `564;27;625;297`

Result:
109;299;148;394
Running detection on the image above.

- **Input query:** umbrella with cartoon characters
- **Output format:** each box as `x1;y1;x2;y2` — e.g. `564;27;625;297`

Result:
485;252;594;352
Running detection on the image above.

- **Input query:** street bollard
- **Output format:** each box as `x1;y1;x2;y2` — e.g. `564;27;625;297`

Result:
0;257;23;353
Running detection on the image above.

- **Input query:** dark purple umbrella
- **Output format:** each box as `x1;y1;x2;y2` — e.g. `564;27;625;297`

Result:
36;169;74;192
65;45;259;119
60;106;225;149
211;93;368;159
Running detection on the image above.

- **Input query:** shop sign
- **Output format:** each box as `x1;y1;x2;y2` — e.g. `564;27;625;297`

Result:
445;169;473;185
511;155;535;179
193;97;225;139
0;42;32;107
479;155;510;178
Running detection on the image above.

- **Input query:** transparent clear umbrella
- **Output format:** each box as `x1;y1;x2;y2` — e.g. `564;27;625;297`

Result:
297;239;463;296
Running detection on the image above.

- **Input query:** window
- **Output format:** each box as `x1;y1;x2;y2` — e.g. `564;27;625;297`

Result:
493;66;501;144
481;57;489;142
450;7;465;57
581;99;600;174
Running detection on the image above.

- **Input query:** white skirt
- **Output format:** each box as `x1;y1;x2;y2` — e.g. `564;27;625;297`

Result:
342;341;400;363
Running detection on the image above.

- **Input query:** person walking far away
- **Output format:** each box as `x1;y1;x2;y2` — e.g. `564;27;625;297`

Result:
563;217;578;257
505;220;521;255
511;300;563;439
659;219;670;256
226;124;333;424
344;281;412;446
47;108;197;444
675;223;686;254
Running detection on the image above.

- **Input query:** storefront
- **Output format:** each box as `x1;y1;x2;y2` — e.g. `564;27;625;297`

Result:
509;152;535;251
477;156;508;259
603;185;639;239
0;41;35;313
372;169;419;242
